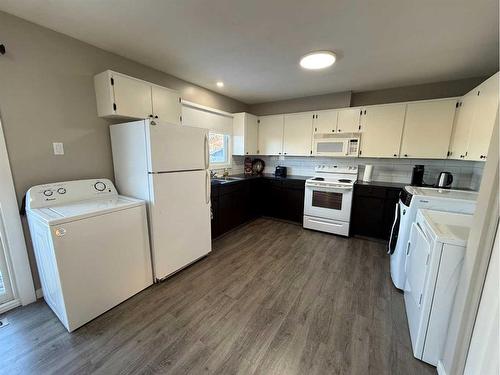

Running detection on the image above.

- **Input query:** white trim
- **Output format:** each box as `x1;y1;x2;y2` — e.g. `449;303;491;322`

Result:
437;360;447;375
181;100;234;118
35;288;43;299
0;117;36;307
0;298;21;314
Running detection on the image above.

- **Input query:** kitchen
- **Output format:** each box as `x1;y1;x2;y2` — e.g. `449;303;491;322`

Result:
0;1;498;374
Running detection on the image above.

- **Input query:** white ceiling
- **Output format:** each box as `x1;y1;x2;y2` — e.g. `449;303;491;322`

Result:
1;0;498;104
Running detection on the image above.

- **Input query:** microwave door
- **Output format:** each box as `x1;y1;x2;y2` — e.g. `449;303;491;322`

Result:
315;140;347;156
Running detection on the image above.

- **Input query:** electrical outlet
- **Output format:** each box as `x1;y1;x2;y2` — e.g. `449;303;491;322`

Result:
53;142;64;155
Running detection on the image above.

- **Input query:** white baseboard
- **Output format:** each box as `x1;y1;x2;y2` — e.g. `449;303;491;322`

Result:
437;360;447;375
35;288;44;299
0;299;21;314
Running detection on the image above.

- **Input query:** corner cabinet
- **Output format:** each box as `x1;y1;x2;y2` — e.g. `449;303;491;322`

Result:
233;112;258;155
94;70;182;124
258;115;284;155
449;73;499;161
359;104;406;158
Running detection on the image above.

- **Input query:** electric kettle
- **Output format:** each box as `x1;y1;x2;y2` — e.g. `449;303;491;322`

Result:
436;172;453;188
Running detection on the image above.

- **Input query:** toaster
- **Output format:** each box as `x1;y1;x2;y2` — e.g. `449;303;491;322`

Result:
275;166;287;177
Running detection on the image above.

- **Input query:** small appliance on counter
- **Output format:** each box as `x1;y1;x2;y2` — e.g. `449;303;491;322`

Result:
251;158;265;175
362;165;373;182
275;166;287;177
244;157;253;175
436;172;453;188
411;165;425;186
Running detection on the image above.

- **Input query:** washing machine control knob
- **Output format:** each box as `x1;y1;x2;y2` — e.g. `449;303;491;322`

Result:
57;188;66;194
94;181;106;191
43;190;53;197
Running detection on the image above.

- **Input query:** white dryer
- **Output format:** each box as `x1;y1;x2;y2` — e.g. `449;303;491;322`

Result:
26;179;153;332
388;186;477;290
404;209;472;366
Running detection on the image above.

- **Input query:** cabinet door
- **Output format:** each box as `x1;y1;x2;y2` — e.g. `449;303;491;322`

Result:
112;74;153;119
449;94;475;160
400;99;457;159
245;113;259;155
467;73;499;160
359;104;406;158
313;110;337;134
283;112;313;156
258;115;284;155
151;86;182;125
337;108;361;133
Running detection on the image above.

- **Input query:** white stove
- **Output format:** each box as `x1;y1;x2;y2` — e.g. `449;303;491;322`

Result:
303;165;358;236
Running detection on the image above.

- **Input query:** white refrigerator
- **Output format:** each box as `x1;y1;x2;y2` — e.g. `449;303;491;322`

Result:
110;119;211;281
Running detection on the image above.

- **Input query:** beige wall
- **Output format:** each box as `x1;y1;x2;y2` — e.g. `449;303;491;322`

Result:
0;11;246;290
247;91;351;115
350;77;488;106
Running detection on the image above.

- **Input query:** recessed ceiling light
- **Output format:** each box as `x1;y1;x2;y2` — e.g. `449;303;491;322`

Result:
300;51;336;70
216;81;224;88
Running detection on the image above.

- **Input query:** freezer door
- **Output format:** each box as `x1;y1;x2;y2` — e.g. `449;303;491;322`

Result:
149;170;211;280
146;121;209;172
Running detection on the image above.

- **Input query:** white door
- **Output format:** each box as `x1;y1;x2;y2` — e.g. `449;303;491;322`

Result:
359;104;406;158
467;73;499;160
313;110;337;134
258;115;284;155
449;94;475;160
283;112;313;156
0;224;14;305
245;113;259;155
151;85;182;125
146;121;208;172
149;171;211;280
400;99;457;159
112;73;152;119
337;108;361;133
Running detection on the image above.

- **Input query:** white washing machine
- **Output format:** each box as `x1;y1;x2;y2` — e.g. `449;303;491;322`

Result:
388;186;478;290
404;209;472;366
26;179;153;332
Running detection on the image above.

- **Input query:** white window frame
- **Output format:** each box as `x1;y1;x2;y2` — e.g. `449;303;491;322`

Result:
0;117;36;313
209;132;232;170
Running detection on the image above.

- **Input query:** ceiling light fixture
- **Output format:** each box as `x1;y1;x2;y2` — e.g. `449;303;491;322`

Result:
216;81;224;88
300;51;336;70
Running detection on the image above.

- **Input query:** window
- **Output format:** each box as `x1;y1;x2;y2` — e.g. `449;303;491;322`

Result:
209;132;231;166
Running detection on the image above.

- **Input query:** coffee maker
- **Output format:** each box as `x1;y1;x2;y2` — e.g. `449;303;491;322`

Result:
411;165;425;186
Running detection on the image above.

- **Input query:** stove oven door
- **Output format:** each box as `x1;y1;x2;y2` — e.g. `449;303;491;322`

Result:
304;182;353;222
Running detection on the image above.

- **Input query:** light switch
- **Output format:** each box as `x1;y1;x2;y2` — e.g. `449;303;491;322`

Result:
53;142;64;155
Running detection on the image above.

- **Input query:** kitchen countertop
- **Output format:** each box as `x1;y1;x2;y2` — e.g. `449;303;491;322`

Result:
355;180;407;189
211;173;311;185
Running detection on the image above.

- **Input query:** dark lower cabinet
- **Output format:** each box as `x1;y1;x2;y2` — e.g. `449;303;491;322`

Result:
351;183;402;240
211;177;306;239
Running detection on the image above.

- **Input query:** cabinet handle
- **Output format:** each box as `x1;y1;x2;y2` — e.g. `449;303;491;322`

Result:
332;129;335;132
149;114;153;118
315;127;317;132
393;154;397;157
338;129;341;132
154;115;158;119
404;154;408;157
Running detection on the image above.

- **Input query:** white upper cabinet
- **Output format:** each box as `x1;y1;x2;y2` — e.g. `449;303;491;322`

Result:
359;104;406;158
94;70;181;123
151;85;182;125
313;110;337;134
283;112;314;156
449;93;475;159
466;73;499;160
258;115;284;155
337;108;361;133
233;112;258;155
400;98;457;159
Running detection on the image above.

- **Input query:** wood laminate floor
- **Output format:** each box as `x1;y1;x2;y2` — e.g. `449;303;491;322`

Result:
0;218;435;375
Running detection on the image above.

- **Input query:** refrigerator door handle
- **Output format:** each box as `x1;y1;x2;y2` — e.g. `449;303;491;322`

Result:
205;170;210;204
204;134;209;170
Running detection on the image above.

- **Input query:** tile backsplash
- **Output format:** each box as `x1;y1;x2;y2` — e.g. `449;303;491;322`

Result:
230;156;484;191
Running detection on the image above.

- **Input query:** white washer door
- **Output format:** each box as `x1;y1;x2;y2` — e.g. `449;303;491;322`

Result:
52;205;152;331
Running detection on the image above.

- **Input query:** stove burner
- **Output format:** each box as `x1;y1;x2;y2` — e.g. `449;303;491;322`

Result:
312;177;325;181
338;179;352;183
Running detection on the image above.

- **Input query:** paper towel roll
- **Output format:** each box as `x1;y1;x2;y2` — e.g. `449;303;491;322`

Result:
363;165;373;182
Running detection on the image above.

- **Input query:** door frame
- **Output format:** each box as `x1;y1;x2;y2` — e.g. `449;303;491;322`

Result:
0;116;36;312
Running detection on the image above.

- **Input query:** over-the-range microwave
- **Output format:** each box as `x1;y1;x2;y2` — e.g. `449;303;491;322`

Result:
312;134;360;157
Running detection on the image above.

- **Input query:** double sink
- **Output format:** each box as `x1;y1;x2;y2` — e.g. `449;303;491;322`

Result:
210;176;244;185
